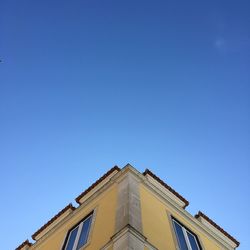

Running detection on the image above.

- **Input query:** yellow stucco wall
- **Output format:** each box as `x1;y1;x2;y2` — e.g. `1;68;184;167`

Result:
140;184;222;250
32;184;117;250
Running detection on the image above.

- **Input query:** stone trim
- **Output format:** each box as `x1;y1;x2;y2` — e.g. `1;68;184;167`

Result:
115;171;142;233
195;211;239;248
31;204;75;241
101;224;158;250
75;166;120;204
16;240;32;250
141;177;238;249
143;169;189;208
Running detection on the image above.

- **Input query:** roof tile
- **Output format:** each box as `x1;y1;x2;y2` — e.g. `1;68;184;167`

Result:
195;211;240;247
31;203;75;240
143;169;189;208
75;166;120;204
16;240;32;250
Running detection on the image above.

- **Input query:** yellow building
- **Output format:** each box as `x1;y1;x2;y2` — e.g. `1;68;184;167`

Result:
16;164;239;250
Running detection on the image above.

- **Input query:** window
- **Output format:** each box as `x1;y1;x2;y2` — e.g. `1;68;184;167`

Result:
63;213;93;250
172;218;201;250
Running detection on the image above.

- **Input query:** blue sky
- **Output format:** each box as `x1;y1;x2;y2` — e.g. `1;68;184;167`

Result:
0;0;249;249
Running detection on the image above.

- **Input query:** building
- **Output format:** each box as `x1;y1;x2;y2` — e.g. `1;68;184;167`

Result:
16;164;239;250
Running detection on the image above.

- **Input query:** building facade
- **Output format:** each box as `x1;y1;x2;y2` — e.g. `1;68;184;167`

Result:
16;164;239;250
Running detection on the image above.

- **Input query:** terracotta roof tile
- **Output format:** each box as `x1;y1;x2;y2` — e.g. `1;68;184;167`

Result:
16;240;32;250
195;211;240;247
143;169;189;208
31;203;75;240
75;166;120;204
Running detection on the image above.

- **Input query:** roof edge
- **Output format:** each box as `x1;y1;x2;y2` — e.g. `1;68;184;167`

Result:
143;169;189;208
75;165;121;204
195;211;240;247
31;203;75;241
16;240;32;250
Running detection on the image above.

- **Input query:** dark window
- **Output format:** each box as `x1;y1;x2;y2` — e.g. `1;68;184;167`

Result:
172;218;201;250
65;226;78;250
187;232;200;250
76;216;92;249
63;213;93;250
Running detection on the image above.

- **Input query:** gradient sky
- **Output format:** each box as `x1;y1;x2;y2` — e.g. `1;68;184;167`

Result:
1;0;249;249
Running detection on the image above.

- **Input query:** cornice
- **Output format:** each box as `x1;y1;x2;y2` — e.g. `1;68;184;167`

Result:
16;164;239;250
195;211;239;248
101;224;158;250
75;166;120;204
143;169;189;208
141;178;236;250
31;204;75;241
16;240;32;250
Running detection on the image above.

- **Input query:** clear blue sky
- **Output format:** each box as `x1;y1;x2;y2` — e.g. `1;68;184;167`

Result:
1;0;249;249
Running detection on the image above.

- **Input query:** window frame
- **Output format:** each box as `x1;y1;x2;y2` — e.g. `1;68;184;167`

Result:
62;211;94;250
171;217;202;250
